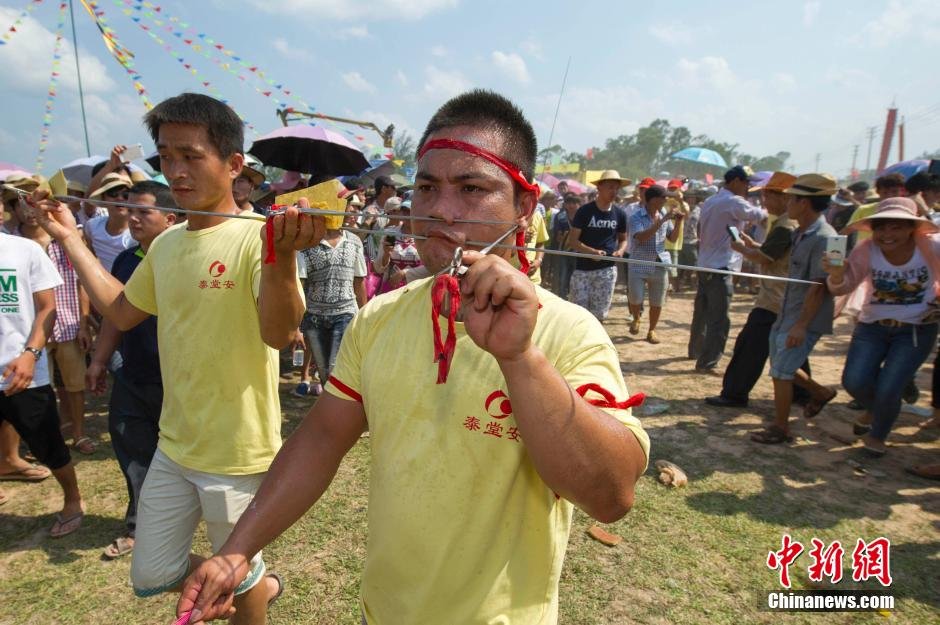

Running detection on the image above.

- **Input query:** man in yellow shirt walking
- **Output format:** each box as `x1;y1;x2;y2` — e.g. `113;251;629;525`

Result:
34;93;315;625
177;90;650;625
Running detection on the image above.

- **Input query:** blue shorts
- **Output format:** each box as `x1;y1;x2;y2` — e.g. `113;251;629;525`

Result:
769;327;822;380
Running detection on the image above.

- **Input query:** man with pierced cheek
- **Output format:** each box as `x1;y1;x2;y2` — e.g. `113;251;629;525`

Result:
177;90;650;625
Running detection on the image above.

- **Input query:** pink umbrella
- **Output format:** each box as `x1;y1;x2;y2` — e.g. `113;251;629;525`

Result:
537;173;560;188
0;161;27;172
0;169;33;181
561;178;588;194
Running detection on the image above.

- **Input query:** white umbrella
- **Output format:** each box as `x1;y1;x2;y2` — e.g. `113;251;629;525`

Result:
61;156;150;186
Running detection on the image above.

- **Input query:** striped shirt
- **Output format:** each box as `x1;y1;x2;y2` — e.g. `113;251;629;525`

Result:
628;208;673;276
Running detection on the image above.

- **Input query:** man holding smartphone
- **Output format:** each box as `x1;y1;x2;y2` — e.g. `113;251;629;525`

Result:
688;165;766;374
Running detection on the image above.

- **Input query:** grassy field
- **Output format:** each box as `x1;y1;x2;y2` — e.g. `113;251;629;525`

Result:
1;288;937;624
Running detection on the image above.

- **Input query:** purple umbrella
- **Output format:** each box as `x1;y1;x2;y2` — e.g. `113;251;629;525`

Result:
249;125;369;177
881;159;929;180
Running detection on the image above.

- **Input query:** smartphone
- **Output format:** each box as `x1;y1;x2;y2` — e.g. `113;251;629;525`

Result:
726;225;742;243
826;235;847;267
121;143;145;163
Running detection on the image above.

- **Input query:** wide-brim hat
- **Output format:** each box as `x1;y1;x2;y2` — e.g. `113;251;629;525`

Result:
844;197;939;234
591;170;632;187
1;173;46;202
89;172;133;198
752;171;796;193
239;155;265;187
783;173;838;197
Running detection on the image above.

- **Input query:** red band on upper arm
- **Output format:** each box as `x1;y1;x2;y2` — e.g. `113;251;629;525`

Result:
328;375;362;402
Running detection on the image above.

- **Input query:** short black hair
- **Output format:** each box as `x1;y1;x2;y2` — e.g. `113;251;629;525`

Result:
806;194;830;213
904;172;940;194
91;161;132;178
874;173;905;192
645;185;667;202
562;192;580;204
144;93;243;159
374;175;395;195
130;180;176;208
418;89;537;184
847;180;869;193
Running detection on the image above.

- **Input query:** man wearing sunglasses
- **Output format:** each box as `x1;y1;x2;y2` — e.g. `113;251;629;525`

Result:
85;172;136;273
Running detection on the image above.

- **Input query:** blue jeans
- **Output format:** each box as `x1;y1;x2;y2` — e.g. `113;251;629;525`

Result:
303;313;354;382
842;322;939;441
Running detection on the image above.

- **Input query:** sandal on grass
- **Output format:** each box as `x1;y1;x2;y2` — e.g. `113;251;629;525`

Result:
750;426;793;445
103;535;135;559
804;388;837;419
0;464;51;481
267;573;284;608
73;437;97;455
49;511;83;538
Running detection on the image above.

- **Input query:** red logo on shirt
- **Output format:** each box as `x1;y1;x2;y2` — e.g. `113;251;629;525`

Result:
209;261;226;278
484;390;513;419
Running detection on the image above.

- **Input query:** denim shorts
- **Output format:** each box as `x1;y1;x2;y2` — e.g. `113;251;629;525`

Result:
769;326;822;380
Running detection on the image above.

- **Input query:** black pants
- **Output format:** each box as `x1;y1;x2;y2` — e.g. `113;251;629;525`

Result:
933;344;939;410
108;371;162;537
720;307;811;403
0;385;71;470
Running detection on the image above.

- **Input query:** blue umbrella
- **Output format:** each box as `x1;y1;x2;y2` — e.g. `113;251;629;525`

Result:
671;147;728;169
881;159;929;180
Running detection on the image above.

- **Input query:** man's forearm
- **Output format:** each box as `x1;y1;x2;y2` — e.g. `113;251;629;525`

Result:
90;319;123;366
354;278;366;308
218;406;360;562
794;283;825;328
57;232;134;324
498;347;645;522
258;259;305;349
28;302;56;351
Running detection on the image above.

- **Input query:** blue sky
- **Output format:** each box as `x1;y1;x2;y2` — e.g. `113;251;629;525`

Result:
1;0;938;177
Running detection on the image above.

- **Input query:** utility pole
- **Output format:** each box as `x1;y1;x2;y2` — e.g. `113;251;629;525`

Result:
814;152;820;171
864;126;877;175
851;144;859;179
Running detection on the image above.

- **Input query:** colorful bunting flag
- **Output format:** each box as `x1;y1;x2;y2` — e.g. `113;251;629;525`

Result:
35;1;66;172
0;0;44;46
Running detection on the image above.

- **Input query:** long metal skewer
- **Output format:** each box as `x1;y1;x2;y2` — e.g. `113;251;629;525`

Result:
8;187;821;286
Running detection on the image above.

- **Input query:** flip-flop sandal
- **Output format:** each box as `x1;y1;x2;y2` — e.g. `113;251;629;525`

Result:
73;437;97;455
905;465;940;481
49;511;83;538
750;426;794;445
852;420;871;436
0;464;51;482
804;389;837;419
862;445;886;458
267;573;284;608
102;536;135;559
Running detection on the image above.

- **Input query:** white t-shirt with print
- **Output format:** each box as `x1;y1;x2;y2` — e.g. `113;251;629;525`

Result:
0;233;63;390
861;245;936;324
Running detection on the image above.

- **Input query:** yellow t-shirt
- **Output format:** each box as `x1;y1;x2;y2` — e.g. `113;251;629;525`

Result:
124;218;283;475
514;211;550;284
326;279;650;625
844;202;878;242
664;199;687;252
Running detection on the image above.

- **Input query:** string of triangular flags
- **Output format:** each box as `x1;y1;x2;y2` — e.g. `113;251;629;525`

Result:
109;0;259;137
117;0;380;155
0;0;44;46
80;0;153;110
35;1;67;172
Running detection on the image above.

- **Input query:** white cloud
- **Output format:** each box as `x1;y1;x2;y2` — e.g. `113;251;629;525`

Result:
396;69;409;87
648;24;695;45
491;51;530;84
675;56;738;90
803;1;821;27
342;71;377;93
519;37;543;60
247;0;457;20
272;37;315;63
0;7;115;95
859;0;940;46
422;65;470;98
338;26;370;39
430;45;448;57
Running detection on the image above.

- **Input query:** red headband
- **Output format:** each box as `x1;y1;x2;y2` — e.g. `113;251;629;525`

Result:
417;138;541;198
